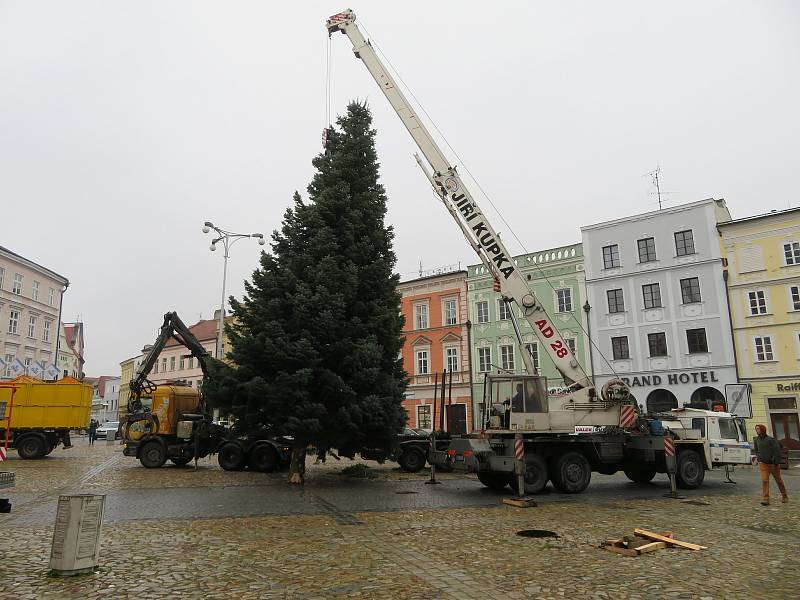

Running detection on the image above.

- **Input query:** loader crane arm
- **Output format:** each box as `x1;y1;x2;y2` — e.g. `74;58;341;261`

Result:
128;311;214;415
327;10;627;406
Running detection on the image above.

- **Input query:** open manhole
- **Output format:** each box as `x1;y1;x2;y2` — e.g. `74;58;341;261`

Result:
682;500;711;506
516;529;559;539
395;490;420;495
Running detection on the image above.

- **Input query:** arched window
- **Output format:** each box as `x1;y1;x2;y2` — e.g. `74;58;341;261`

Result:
689;387;726;411
646;389;678;414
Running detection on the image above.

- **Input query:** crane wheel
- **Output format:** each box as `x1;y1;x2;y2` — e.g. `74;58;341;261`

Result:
477;471;511;491
248;444;279;472
170;457;192;468
218;442;246;471
397;447;426;473
139;440;167;468
623;466;656;483
676;450;705;489
508;453;549;495
551;451;591;494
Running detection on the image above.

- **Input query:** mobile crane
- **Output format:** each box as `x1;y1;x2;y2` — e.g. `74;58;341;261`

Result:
326;10;752;493
122;312;290;471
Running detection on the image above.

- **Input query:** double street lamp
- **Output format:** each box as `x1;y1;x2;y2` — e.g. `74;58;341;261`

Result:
202;222;265;359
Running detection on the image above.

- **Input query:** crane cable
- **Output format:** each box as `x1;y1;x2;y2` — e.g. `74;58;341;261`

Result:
357;19;621;381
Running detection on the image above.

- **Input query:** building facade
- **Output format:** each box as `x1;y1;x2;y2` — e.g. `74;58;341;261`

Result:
719;207;800;447
0;246;68;379
466;243;590;428
398;271;472;434
89;375;120;424
581;199;737;413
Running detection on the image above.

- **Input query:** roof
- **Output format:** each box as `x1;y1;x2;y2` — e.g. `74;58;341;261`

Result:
0;246;69;286
581;198;726;231
164;318;218;347
717;206;800;228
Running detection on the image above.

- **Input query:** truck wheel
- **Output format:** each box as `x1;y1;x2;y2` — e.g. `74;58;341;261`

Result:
551;451;591;494
17;435;46;460
398;447;426;473
509;454;549;495
139;441;167;468
477;471;511;491
623;466;656;483
218;442;246;471
170;457;192;468
676;450;705;489
249;444;279;472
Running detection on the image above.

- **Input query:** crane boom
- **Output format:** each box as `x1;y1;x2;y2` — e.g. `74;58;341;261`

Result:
327;10;593;394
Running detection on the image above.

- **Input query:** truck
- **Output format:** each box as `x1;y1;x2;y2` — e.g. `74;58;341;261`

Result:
0;377;91;459
326;10;752;493
122;312;291;471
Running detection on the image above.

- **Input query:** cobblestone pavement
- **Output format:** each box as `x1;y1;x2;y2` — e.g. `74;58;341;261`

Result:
1;441;799;599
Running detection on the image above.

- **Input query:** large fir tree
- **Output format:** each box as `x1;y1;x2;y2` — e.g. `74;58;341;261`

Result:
206;101;407;483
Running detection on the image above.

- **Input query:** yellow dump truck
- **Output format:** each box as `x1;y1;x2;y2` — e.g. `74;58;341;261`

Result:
0;376;92;459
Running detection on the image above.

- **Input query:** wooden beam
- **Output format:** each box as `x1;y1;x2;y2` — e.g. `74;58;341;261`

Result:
635;541;666;554
633;528;706;550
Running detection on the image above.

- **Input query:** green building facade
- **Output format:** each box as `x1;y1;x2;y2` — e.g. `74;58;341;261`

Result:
466;243;590;428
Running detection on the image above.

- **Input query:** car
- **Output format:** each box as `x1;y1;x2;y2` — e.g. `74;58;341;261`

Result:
96;421;120;440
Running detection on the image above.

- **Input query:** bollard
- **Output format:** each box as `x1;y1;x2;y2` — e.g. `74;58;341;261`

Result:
49;494;106;576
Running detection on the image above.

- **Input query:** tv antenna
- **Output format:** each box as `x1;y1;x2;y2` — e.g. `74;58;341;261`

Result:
643;166;677;210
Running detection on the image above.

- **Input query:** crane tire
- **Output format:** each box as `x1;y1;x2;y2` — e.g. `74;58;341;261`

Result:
170;457;192;468
139;440;167;468
218;442;246;471
477;471;511;491
398;447;426;473
509;453;549;495
248;443;279;473
551;451;591;494
623;466;656;483
676;450;705;489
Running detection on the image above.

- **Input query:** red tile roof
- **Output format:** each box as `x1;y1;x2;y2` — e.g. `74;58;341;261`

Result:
164;319;218;347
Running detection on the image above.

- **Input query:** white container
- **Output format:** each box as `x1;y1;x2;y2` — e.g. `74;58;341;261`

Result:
49;494;106;576
105;431;116;444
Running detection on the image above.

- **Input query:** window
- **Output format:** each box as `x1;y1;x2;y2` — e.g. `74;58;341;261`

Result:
179;356;185;370
718;418;739;440
169;356;176;371
607;289;625;313
748;290;767;315
445;346;459;373
642;283;662;309
8;310;19;334
32;281;40;301
524;343;539;372
602;244;620;269
417;405;432;430
754;336;774;361
784;241;800;266
161;358;167;372
478;347;491;372
476;300;489;324
565;338;576;355
556;288;573;313
790;285;800;311
691;418;707;438
680;277;702;304
637;237;657;263
686;328;708;353
648;332;668;357
24;357;32;371
27;315;36;338
0;267;4;289
499;345;515;372
414;303;429;329
189;357;195;369
611;337;629;360
48;287;55;306
43;320;51;342
12;273;22;295
443;298;457;325
4;354;13;378
498;299;511;320
674;230;695;256
153;361;159;374
415;349;429;375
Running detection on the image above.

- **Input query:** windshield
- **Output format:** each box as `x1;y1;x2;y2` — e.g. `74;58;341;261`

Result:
103;422;119;428
718;417;739;440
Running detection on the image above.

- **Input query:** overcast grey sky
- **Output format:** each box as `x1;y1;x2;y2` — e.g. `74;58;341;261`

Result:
1;1;798;376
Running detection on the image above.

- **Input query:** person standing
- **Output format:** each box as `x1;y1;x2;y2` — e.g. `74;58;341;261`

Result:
754;424;788;506
88;419;98;446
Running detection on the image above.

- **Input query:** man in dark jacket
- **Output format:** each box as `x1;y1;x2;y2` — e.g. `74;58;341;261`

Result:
754;424;788;506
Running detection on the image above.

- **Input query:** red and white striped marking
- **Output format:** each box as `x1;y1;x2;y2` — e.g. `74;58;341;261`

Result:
514;438;524;460
664;436;675;458
0;447;6;462
619;405;636;429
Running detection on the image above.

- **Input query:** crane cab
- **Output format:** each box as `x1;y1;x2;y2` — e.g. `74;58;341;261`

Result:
485;374;549;432
125;384;203;440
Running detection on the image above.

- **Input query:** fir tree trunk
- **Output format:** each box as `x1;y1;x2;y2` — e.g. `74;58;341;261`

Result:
288;442;307;484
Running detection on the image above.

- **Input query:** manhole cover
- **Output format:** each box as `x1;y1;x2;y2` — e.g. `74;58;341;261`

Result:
516;529;559;538
395;490;419;495
682;500;710;506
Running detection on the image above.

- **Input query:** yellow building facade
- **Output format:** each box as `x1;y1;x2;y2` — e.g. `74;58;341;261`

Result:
719;207;800;449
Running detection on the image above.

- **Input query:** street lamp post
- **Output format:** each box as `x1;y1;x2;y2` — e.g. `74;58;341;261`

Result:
202;222;265;359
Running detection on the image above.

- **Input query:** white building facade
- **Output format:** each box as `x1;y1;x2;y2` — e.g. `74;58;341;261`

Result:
581;199;738;413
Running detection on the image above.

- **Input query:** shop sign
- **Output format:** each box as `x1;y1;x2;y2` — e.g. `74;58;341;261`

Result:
620;370;720;388
776;382;800;392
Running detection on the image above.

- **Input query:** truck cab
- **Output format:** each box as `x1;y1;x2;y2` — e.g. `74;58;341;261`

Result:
660;408;751;467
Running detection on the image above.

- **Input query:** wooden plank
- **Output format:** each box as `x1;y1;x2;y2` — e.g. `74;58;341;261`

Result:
635;541;666;555
633;528;707;550
502;497;537;508
603;545;638;557
603;539;624;547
